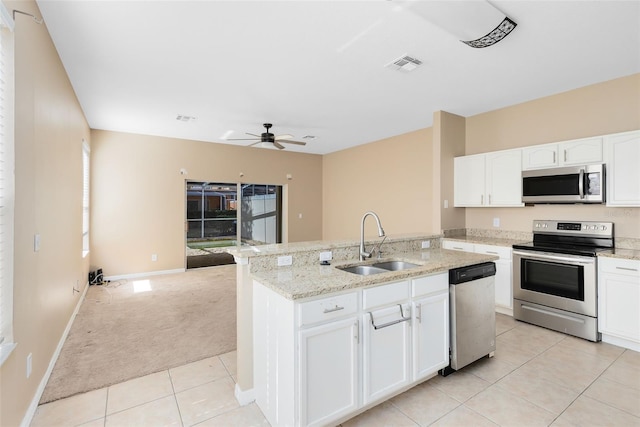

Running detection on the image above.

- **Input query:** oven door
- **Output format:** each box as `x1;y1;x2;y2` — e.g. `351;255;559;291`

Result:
513;250;597;317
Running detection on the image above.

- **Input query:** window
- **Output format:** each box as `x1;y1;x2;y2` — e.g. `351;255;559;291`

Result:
0;1;15;364
82;140;90;257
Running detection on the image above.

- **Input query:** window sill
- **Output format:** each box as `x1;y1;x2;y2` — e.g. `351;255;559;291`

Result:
0;341;17;367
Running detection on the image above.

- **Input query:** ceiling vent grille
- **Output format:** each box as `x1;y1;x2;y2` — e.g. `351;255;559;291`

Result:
176;115;196;122
386;54;423;72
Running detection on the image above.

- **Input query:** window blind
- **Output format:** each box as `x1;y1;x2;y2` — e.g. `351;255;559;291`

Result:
0;0;15;359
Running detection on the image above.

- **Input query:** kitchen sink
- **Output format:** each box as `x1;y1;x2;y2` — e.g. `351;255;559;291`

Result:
371;261;419;271
338;265;389;276
337;260;420;275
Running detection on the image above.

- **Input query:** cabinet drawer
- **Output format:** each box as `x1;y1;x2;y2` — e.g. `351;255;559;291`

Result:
599;257;640;277
442;240;474;252
298;292;358;327
474;244;511;260
363;280;410;310
412;273;448;297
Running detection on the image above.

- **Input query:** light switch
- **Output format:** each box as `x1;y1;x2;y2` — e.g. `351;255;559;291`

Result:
34;234;41;252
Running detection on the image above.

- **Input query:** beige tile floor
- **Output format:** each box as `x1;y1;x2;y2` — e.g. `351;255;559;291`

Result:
31;315;640;427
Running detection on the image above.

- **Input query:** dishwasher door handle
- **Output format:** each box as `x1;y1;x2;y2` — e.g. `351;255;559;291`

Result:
368;304;410;330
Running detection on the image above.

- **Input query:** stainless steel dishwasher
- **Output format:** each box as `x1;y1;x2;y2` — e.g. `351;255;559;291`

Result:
440;262;496;376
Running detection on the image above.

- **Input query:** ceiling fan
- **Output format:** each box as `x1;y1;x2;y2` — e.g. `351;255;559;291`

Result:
227;123;307;150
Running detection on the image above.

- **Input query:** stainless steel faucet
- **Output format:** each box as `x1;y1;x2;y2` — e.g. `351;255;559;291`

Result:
360;211;386;261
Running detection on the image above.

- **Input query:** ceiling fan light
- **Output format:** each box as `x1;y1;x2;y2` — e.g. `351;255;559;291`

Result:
257;142;279;150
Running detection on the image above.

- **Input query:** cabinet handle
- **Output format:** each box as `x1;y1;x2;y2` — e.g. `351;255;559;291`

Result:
553;152;556;163
616;266;639;272
354;320;359;343
368;304;410;330
564;149;567;162
481;194;484;205
415;303;422;324
486;251;499;254
323;305;344;314
488;194;492;205
453;246;464;250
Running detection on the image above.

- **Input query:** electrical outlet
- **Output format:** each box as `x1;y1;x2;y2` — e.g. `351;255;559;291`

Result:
34;234;41;252
493;217;500;227
421;241;431;249
319;251;332;261
151;254;158;262
443;200;449;209
277;255;292;266
26;353;32;378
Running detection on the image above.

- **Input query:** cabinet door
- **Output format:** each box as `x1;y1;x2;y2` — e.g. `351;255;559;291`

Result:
299;317;359;427
598;272;640;343
474;244;513;310
485;149;523;206
362;304;411;404
560;137;602;165
522;143;558;170
605;131;640;206
454;154;485;207
413;292;449;381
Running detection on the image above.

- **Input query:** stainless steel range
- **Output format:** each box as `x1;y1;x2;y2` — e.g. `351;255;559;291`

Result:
512;220;614;341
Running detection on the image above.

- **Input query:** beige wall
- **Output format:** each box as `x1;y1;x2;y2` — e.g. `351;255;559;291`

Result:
435;111;467;231
464;74;640;239
90;130;323;276
1;1;92;425
322;128;435;240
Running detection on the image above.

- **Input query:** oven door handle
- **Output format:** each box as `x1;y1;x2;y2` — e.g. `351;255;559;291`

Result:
578;168;585;199
513;250;595;265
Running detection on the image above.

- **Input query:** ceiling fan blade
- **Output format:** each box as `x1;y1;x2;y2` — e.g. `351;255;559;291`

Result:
280;140;306;146
247;141;261;147
275;134;293;140
226;138;260;141
273;141;285;150
246;132;261;137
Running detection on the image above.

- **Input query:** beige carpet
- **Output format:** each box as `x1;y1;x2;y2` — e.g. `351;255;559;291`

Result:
40;265;237;404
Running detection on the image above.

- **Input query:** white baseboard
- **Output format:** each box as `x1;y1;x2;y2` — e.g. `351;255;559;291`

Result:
601;333;640;352
495;306;513;316
21;281;90;427
105;268;185;281
234;383;255;406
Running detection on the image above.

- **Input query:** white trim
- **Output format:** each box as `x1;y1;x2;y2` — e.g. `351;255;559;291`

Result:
104;268;186;281
601;333;640;353
234;382;255;406
0;2;14;31
20;282;90;427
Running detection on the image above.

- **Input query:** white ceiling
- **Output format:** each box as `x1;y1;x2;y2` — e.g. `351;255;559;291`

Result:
36;0;640;155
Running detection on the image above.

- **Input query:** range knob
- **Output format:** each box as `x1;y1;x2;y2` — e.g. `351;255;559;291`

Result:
601;225;607;231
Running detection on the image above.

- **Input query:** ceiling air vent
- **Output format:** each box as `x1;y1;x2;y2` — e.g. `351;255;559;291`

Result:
176;115;196;122
386;54;423;72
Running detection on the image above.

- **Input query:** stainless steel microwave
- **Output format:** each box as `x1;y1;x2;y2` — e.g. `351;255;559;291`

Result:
522;164;605;204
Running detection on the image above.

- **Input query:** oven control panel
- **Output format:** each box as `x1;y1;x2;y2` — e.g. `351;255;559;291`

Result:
532;220;613;237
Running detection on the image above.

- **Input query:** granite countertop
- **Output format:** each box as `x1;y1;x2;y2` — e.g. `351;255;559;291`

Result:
443;236;530;247
251;249;498;300
598;249;640;261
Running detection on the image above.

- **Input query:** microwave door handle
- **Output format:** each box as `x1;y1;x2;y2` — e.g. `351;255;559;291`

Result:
578;168;585;199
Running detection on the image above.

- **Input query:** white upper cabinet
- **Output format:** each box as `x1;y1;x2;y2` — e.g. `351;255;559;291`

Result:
604;130;640;207
454;149;523;207
561;137;603;165
522;142;559;169
522;137;603;170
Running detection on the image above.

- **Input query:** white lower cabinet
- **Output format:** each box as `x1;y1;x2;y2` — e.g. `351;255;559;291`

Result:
598;257;640;351
362;303;411;404
299;317;359;427
412;292;449;381
253;272;449;427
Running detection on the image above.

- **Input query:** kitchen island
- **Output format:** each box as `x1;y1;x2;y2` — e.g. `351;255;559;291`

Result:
229;234;498;426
